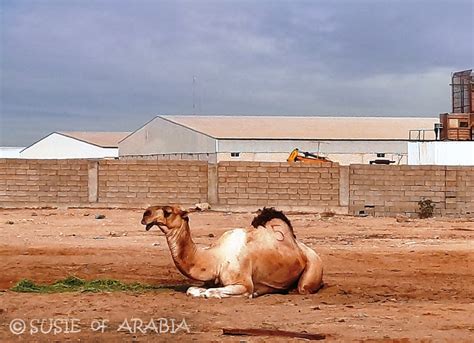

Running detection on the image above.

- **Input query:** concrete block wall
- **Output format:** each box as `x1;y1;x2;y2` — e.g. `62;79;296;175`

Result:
217;162;340;209
349;165;447;217
445;167;474;216
97;160;208;206
0;159;473;217
0;159;89;207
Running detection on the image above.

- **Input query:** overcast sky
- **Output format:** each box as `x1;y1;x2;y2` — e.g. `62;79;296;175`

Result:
1;0;472;146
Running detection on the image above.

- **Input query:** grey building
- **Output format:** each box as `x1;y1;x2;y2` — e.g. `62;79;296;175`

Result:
119;115;439;165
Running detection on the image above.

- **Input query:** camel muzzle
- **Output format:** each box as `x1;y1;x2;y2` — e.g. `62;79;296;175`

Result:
144;221;166;231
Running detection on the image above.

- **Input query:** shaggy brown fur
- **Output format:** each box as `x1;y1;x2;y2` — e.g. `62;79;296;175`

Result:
251;207;296;238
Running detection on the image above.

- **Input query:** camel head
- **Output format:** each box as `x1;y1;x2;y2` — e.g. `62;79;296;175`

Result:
141;205;189;233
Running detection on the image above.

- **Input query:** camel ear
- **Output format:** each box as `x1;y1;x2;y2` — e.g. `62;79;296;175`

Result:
179;209;189;218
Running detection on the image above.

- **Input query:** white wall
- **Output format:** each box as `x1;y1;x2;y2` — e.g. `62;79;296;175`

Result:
218;139;408;154
0;147;24;158
217;139;407;165
20;133;118;159
216;152;406;165
408;141;474;165
119;117;216;156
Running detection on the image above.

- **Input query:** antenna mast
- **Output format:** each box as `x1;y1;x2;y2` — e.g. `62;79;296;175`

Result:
192;75;196;114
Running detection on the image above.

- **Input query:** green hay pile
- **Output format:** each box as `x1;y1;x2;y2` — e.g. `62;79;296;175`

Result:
11;276;178;293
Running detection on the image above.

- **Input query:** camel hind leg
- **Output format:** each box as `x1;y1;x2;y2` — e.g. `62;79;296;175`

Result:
297;244;324;294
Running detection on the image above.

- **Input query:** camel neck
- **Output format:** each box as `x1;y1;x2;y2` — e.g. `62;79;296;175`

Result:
165;220;215;282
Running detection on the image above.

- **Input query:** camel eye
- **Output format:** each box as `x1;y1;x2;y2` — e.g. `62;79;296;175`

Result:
163;207;173;217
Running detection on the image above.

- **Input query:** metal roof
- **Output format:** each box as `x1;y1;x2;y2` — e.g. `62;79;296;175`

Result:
158;115;439;140
58;131;131;148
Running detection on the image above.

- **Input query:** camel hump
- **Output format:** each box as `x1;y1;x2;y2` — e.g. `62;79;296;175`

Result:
251;207;296;238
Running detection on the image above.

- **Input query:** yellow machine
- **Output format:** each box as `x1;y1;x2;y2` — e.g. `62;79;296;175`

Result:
287;148;331;163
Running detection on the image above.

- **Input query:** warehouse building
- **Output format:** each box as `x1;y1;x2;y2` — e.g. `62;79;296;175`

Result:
119;115;438;165
20;131;130;159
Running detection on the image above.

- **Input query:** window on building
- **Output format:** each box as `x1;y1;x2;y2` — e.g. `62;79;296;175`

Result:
377;153;385;158
459;121;469;128
230;152;240;158
449;118;459;128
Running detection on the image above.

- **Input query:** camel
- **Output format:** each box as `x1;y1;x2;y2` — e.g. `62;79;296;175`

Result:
141;205;323;298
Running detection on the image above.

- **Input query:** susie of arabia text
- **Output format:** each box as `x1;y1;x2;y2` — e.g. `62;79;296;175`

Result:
9;317;190;335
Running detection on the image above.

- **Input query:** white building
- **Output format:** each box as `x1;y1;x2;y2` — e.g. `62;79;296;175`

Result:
408;141;474;165
0;147;24;158
119;115;439;165
20;131;130;159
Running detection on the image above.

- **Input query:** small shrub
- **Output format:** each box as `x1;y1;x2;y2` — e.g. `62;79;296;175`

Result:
418;199;435;219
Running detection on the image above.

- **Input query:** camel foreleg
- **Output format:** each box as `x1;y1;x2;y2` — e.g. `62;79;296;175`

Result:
186;285;251;299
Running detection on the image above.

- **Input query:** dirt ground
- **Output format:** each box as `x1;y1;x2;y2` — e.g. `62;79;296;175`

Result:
0;208;473;342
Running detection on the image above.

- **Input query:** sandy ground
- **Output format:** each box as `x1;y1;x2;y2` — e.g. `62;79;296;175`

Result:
0;208;473;342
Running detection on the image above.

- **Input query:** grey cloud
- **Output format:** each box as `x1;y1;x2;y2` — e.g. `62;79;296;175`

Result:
1;0;472;145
